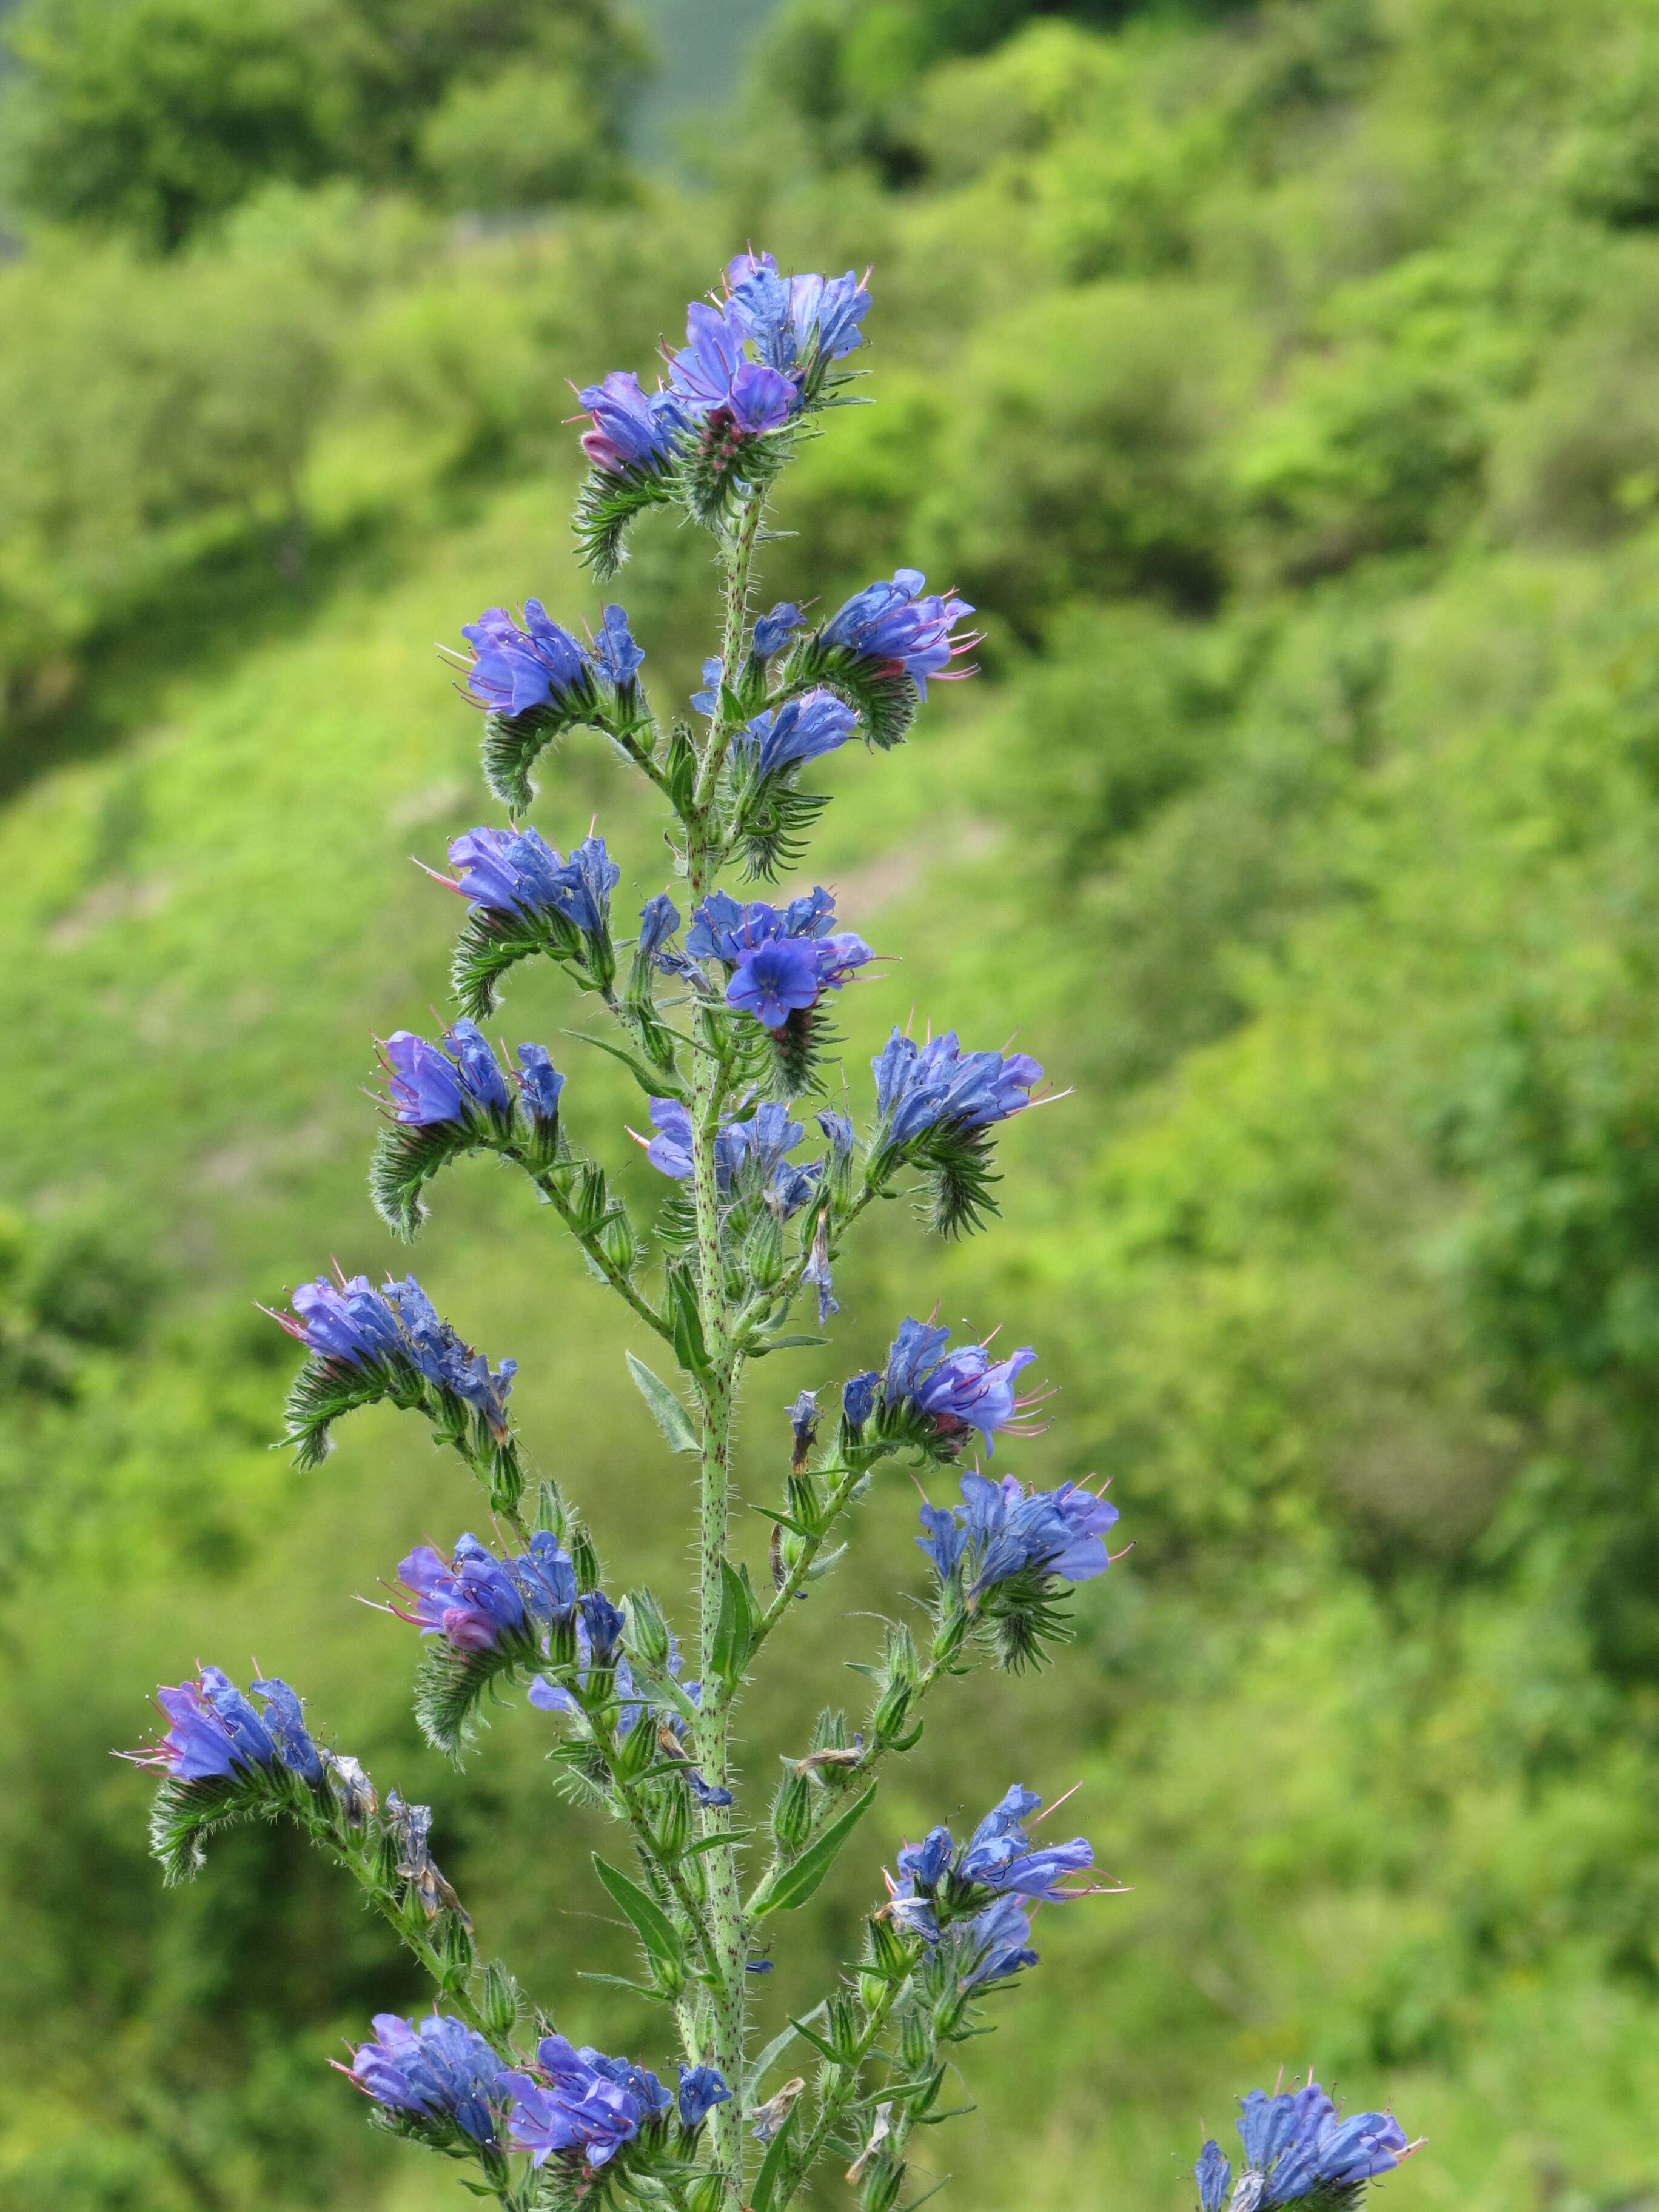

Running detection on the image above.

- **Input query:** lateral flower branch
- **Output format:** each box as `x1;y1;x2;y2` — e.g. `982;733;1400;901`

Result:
122;249;1419;2212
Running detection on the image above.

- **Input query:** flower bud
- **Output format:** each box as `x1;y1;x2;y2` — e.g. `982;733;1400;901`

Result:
745;1207;784;1290
488;1438;525;1517
534;1480;570;1544
933;1984;968;2041
859;1971;888;2013
687;2174;725;2212
899;2007;933;2074
864;1915;916;1982
786;1469;828;1538
482;1961;520;2040
544;1607;578;1671
826;1992;861;2065
870;1680;912;1747
771;1769;813;1852
574;1161;610;1235
615;1709;657;1781
624;1586;672;1670
653;1781;692;1861
863;2156;905;2212
930;1600;968;1666
439;1912;475;1989
598;1208;637;1276
571;1528;602;1595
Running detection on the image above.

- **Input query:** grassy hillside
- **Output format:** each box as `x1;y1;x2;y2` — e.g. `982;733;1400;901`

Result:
10;2;1659;2208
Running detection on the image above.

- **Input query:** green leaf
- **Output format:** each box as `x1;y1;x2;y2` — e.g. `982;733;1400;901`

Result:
679;1828;754;1861
564;1028;688;1103
747;1332;831;1357
753;1783;878;1918
666;1264;712;1384
711;1557;754;1686
626;1353;700;1456
750;2101;799;2212
591;1855;685;1972
743;2020;802;2104
787;2014;844;2066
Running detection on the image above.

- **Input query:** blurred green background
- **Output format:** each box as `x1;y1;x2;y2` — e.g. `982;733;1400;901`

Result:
7;0;1659;2205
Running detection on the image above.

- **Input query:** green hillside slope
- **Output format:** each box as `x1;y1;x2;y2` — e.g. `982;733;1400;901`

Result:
8;2;1659;2208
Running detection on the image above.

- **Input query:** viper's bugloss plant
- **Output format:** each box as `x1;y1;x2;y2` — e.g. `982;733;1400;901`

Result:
123;249;1419;2212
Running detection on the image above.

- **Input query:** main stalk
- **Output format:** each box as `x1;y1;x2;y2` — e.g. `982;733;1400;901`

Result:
688;488;766;2208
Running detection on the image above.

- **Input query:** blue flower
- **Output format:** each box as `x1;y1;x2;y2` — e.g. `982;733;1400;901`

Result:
688;887;871;1033
280;1273;407;1369
249;1675;324;1786
636;892;682;967
843;1370;880;1432
668;299;797;432
592;604;645;690
461;602;591;721
723;250;871;390
959;1894;1040;1989
502;2035;673;2169
1196;2082;1416;2208
642;1099;821;1215
882;1318;1041;1457
379;1021;512;1128
890;1785;1094;1914
446;827;620;950
1196;2138;1232;2212
515;1044;565;1136
677;2065;733;2131
396;1532;574;1656
128;1666;320;1787
577;1589;626;1666
822;570;976;696
873;1030;1044;1150
349;2012;505;2149
789;1389;819;1466
577;371;689;477
731;691;858;780
918;1470;1119;1594
385;1277;517;1436
752;602;806;660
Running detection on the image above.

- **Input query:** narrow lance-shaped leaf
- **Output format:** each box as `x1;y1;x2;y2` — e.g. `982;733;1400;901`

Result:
591;1854;688;1978
753;1782;879;1918
626;1352;700;1456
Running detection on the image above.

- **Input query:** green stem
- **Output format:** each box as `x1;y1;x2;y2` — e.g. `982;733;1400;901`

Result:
740;1185;879;1352
694;491;767;812
528;1164;676;1345
723;1461;866;1699
687;847;746;2208
580;1720;725;1989
777;1966;914;2211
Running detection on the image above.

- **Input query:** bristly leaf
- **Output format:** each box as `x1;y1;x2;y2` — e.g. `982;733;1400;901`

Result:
732;777;831;884
591;1854;688;1979
412;1632;541;1760
478;674;603;816
450;907;561;1022
679;419;794;531
369;1119;485;1241
753;1782;878;1918
626;1352;701;1455
711;1557;756;1687
781;637;920;752
574;461;677;581
148;1760;317;1886
281;1353;418;1471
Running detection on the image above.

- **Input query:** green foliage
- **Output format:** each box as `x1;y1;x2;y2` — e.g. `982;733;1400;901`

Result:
0;0;642;249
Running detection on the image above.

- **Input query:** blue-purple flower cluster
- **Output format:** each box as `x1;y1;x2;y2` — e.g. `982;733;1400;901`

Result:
575;250;869;493
687;885;872;1031
731;689;859;782
820;569;977;695
277;1269;518;1438
501;2034;731;2169
129;1666;322;1789
443;827;619;950
527;1597;732;1805
873;1029;1044;1153
380;1019;513;1131
349;2013;505;2150
918;1471;1119;1597
882;1786;1096;1996
643;1098;825;1218
854;1317;1044;1458
396;1532;575;1657
1196;2080;1419;2211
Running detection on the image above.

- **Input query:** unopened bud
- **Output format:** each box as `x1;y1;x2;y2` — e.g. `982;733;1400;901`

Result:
615;1709;657;1781
786;1470;828;1537
772;1768;814;1852
571;1529;602;1594
575;1161;609;1235
534;1480;570;1543
624;1586;671;1670
865;1915;916;1982
870;1680;912;1746
826;1992;861;2065
488;1439;525;1517
859;1970;888;2013
482;1962;520;2039
653;1781;691;1860
598;1208;637;1276
863;2156;905;2212
899;2007;932;2073
745;1206;783;1290
687;2174;724;2212
440;1912;475;1988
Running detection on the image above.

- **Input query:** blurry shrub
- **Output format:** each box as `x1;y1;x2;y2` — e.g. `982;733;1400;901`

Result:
1238;340;1486;579
0;0;642;249
919;282;1240;635
1004;604;1241;874
418;62;629;213
1491;264;1659;544
1560;33;1659;229
765;373;946;604
909;21;1127;186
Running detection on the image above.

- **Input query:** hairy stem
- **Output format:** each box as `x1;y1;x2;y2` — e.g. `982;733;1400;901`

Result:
578;1721;725;1989
778;1966;913;2211
688;840;746;2205
527;1162;675;1345
694;491;767;812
